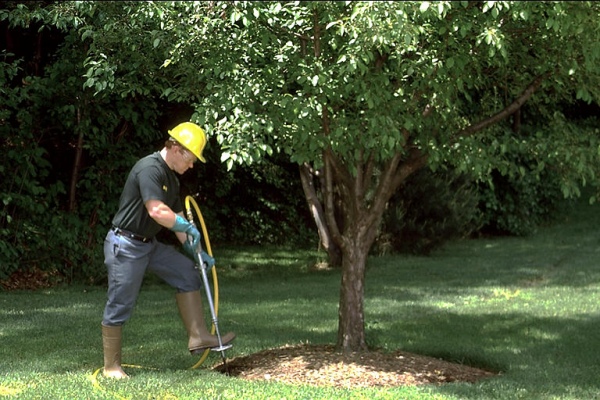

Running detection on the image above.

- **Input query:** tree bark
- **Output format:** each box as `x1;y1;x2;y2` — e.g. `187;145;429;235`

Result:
337;237;368;352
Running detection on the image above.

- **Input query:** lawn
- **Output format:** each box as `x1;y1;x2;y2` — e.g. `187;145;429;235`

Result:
1;198;600;399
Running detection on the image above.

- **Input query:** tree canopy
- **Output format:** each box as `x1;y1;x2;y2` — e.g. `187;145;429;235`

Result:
2;1;599;351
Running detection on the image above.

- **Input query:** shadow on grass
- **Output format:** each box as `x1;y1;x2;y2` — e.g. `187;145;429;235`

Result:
362;295;600;398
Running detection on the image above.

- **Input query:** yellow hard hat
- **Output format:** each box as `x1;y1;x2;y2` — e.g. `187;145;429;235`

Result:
168;122;207;163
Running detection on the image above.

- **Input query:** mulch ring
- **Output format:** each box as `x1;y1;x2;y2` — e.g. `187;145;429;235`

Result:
215;343;499;388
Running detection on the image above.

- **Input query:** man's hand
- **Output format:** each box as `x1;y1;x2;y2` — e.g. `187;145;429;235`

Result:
170;214;201;250
198;250;215;268
182;241;215;268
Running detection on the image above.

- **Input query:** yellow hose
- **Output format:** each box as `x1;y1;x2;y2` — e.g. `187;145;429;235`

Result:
184;195;219;369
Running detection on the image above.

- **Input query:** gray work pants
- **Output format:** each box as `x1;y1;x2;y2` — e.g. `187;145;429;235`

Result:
102;229;201;326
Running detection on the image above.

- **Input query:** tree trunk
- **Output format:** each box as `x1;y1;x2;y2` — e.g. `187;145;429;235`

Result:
337;239;369;351
299;163;342;266
68;106;84;212
327;148;427;352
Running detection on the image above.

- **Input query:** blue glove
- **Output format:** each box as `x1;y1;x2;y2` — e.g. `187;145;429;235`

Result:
182;241;215;268
198;250;215;268
171;215;201;251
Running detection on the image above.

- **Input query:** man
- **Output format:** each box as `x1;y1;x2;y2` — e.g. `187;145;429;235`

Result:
101;122;235;379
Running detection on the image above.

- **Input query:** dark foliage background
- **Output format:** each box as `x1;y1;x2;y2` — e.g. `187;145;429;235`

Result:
0;2;596;286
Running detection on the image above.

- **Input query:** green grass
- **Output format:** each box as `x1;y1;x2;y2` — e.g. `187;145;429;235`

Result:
2;199;600;399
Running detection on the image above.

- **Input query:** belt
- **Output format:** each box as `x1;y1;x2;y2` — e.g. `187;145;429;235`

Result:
111;226;152;243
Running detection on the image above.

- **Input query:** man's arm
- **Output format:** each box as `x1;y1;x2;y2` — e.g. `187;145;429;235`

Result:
145;199;188;244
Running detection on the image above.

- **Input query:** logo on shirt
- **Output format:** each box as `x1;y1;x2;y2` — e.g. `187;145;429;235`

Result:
162;185;168;192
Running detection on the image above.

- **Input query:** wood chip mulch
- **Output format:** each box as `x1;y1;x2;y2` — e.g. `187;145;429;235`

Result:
0;267;63;291
215;344;498;388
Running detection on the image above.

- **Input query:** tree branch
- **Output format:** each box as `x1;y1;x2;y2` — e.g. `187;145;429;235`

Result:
361;152;375;201
370;152;403;215
355;148;365;202
453;71;551;140
390;149;429;195
323;151;344;246
324;147;355;196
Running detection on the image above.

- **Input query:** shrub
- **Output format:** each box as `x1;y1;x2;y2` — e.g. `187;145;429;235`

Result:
375;168;483;255
477;157;567;236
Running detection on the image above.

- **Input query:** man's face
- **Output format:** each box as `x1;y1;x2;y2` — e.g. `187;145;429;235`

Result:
173;146;198;174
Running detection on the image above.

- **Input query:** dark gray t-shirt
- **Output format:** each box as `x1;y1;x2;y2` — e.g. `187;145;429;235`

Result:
111;152;183;238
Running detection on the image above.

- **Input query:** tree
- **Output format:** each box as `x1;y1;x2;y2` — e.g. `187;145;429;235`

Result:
77;1;600;352
0;1;169;280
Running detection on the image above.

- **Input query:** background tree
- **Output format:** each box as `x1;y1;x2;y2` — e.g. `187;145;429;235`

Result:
0;1;313;284
0;2;167;282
